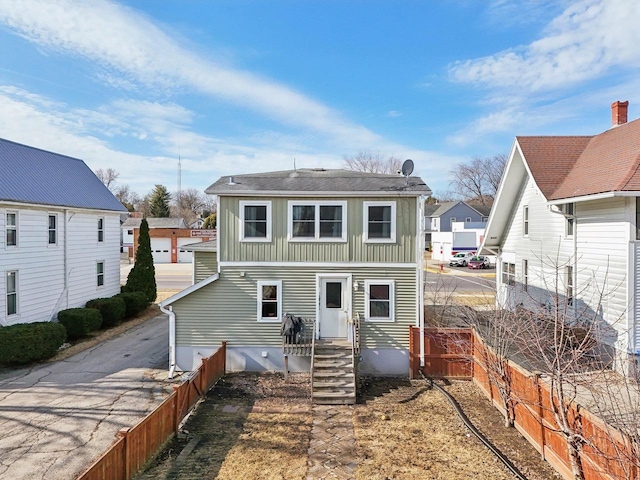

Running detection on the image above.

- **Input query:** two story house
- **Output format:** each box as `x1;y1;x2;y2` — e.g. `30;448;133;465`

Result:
481;101;640;367
160;168;431;383
1;138;127;327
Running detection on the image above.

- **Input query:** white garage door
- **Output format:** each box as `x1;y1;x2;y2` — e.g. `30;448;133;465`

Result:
151;238;172;263
177;238;198;263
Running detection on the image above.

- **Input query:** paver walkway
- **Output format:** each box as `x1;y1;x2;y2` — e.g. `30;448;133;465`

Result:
307;405;357;480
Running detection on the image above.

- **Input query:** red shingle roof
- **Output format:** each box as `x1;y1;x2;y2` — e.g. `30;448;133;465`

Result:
516;118;640;200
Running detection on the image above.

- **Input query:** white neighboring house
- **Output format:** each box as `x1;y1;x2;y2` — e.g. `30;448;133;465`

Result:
481;101;640;364
1;138;127;326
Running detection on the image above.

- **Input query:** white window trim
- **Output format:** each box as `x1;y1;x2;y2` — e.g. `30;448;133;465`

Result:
287;201;347;242
6;270;18;317
240;201;272;242
97;216;105;244
522;259;528;292
363;201;396;244
565;203;575;237
364;279;395;322
465;217;471;223
523;206;529;237
449;217;456;228
5;210;18;248
48;213;58;246
97;261;105;288
257;280;282;323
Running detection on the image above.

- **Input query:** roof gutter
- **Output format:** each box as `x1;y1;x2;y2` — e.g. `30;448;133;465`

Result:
205;190;430;197
545;191;640;205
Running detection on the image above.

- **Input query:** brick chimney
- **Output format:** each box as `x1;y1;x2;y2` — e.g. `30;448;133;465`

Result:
612;100;629;127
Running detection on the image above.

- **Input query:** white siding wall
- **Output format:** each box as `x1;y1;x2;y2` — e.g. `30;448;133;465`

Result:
498;178;632;350
1;205;121;326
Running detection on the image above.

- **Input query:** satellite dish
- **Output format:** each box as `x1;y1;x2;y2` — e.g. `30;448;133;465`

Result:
401;159;414;177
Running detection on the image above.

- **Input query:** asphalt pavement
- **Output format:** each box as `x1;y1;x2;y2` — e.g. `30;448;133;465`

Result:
0;314;170;480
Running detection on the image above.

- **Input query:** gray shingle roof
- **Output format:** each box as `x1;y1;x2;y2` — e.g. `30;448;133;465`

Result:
0;138;126;212
122;217;187;229
206;169;431;196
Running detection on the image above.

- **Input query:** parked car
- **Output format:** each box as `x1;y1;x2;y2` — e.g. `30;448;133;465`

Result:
468;256;490;269
449;252;474;267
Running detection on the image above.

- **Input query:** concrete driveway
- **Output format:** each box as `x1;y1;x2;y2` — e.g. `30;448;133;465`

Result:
0;314;170;480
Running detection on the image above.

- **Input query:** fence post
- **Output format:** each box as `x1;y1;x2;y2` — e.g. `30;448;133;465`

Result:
408;326;414;379
173;385;181;432
118;428;130;480
201;356;208;393
222;341;227;373
535;373;546;460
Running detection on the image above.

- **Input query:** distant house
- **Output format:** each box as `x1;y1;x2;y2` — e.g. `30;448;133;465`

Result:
426;201;490;260
0;138;126;326
121;217;206;263
160;168;431;382
481;101;640;365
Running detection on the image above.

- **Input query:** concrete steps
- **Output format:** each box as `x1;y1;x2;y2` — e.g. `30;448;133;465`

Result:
312;340;356;405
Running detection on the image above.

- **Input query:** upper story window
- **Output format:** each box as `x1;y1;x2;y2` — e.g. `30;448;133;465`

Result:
522;259;528;292
365;280;395;322
450;217;456;228
240;201;272;242
564;203;575;237
288;201;346;242
363;201;396;243
257;280;282;322
482;217;489;222
97;217;105;243
48;214;57;245
6;270;17;316
465;217;471;223
6;212;17;247
523;206;529;236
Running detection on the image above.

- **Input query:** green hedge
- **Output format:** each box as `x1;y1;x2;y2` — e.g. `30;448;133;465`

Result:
116;292;150;319
57;308;102;340
86;296;126;328
0;322;67;365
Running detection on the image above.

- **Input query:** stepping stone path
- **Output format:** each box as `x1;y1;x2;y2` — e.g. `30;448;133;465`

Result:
307;405;357;480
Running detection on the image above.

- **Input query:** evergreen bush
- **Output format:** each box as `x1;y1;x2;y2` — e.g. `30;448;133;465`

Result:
116;292;150;318
86;296;126;328
57;308;102;340
124;218;157;303
0;322;67;365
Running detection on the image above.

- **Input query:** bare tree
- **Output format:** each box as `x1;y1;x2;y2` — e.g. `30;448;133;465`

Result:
94;168;120;189
113;184;141;212
343;151;403;174
450;154;507;205
173;188;212;225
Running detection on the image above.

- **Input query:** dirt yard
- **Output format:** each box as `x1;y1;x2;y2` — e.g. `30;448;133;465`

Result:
140;372;560;480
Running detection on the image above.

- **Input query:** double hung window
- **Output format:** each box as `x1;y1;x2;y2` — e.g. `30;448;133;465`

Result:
363;201;396;243
6;271;17;316
98;217;104;243
502;262;515;286
48;214;57;245
257;280;281;322
97;262;104;287
6;212;17;247
288;202;346;241
523;206;529;236
240;201;271;242
365;280;394;322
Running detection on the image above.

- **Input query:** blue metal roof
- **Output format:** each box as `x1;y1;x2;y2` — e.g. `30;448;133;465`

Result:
0;138;127;212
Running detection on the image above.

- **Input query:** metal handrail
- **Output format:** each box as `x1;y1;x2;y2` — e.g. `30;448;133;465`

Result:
310;319;317;392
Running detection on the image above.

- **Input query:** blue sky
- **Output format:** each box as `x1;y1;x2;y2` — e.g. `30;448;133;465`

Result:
0;0;639;198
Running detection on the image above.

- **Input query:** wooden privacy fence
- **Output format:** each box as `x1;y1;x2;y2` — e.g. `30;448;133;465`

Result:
410;327;636;480
77;342;226;480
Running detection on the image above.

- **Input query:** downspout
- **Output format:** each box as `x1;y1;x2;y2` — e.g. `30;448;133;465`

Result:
49;209;71;321
159;304;177;378
548;205;577;314
418;195;426;367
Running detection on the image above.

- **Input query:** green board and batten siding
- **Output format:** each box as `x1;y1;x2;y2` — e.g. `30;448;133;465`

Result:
172;265;417;350
194;252;218;282
218;196;418;263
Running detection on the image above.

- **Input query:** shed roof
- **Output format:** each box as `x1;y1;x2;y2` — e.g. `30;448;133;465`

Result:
206;168;431;196
0;138;126;212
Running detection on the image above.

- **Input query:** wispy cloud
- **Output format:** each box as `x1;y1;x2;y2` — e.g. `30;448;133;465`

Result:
0;0;382;147
451;0;640;92
387;110;402;118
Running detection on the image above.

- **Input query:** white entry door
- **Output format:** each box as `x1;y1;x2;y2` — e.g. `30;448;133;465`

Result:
319;277;348;338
